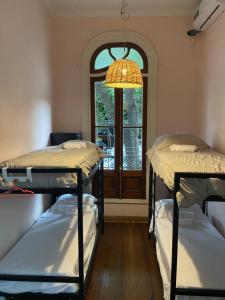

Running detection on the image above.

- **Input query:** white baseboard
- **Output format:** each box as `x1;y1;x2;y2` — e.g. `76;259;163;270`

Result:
104;198;148;217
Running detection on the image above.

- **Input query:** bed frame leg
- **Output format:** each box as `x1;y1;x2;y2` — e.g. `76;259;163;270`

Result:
148;164;153;239
148;165;156;240
170;174;180;300
77;169;85;300
100;160;104;234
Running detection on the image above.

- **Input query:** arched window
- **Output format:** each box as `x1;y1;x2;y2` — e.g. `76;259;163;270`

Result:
90;42;147;73
90;42;148;199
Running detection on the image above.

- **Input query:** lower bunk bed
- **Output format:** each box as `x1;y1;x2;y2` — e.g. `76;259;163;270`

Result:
152;199;225;300
0;193;98;299
0;159;104;300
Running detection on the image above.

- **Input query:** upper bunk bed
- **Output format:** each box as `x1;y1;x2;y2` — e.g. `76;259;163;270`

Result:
147;133;225;207
0;138;105;300
0;140;105;191
147;133;225;300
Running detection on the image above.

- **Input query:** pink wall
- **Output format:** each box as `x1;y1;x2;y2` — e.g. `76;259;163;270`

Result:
0;0;52;258
51;16;200;136
0;0;52;162
194;13;225;154
194;12;225;235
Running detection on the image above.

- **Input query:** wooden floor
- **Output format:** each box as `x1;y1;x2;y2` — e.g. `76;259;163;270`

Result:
86;222;163;300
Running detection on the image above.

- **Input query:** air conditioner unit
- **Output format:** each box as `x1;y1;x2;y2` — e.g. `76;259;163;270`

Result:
187;0;225;36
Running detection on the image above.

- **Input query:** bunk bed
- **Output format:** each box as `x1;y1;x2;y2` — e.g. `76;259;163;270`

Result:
147;133;225;300
0;139;105;300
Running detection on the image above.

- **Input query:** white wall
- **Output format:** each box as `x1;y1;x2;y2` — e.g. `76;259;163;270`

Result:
0;0;53;258
0;195;50;258
194;12;225;235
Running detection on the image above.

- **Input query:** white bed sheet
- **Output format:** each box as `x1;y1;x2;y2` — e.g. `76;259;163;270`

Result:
147;147;225;207
147;147;225;189
0;143;104;189
0;205;97;295
154;217;225;300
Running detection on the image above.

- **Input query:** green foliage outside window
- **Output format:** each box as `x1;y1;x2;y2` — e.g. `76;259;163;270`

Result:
95;84;114;126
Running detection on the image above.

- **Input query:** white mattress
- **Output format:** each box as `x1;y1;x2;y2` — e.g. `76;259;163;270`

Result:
155;216;225;300
0;204;97;295
0;142;104;188
147;147;225;207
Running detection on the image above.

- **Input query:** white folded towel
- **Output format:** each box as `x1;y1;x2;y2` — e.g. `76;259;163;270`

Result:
170;144;197;152
62;141;86;149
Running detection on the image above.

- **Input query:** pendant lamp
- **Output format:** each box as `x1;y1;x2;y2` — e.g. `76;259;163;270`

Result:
105;1;143;89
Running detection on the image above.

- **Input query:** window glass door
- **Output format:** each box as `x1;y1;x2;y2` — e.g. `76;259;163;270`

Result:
121;86;146;199
90;42;148;199
91;77;147;199
95;81;115;170
122;88;143;171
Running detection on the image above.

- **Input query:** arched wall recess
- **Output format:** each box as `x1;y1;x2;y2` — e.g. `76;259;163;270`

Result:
81;30;157;150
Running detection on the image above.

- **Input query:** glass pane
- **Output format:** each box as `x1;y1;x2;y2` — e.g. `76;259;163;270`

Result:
95;82;115;126
95;49;114;70
123;88;143;126
123;128;142;170
96;127;115;170
94;47;144;70
127;49;144;69
111;47;127;59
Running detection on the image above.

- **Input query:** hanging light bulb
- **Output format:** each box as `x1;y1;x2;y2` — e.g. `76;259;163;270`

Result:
105;58;143;88
105;1;143;89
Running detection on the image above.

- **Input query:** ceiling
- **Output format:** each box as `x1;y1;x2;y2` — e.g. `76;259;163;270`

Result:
42;0;201;18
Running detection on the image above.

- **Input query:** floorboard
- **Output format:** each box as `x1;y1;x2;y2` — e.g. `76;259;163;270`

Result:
86;222;163;300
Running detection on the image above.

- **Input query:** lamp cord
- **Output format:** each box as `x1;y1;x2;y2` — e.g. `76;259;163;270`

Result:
121;0;130;56
121;0;130;21
107;1;130;61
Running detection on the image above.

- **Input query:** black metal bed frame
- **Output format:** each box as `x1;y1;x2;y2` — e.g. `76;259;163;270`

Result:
0;159;104;300
149;163;225;300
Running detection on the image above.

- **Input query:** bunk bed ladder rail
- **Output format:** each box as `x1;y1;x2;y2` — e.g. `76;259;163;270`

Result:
170;172;180;300
93;160;104;232
77;159;104;299
82;160;104;234
83;160;104;290
148;164;153;237
77;168;84;300
99;160;104;233
148;163;157;239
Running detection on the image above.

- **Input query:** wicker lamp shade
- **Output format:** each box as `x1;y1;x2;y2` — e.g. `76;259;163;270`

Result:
105;59;143;88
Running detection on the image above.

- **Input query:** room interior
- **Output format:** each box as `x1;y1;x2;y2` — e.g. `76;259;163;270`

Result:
0;0;225;299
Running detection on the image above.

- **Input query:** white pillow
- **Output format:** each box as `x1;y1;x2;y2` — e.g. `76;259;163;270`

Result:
152;133;209;151
49;205;78;215
170;144;198;152
155;199;205;220
61;140;106;158
156;199;173;218
55;193;96;206
48;204;94;216
62;140;87;149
